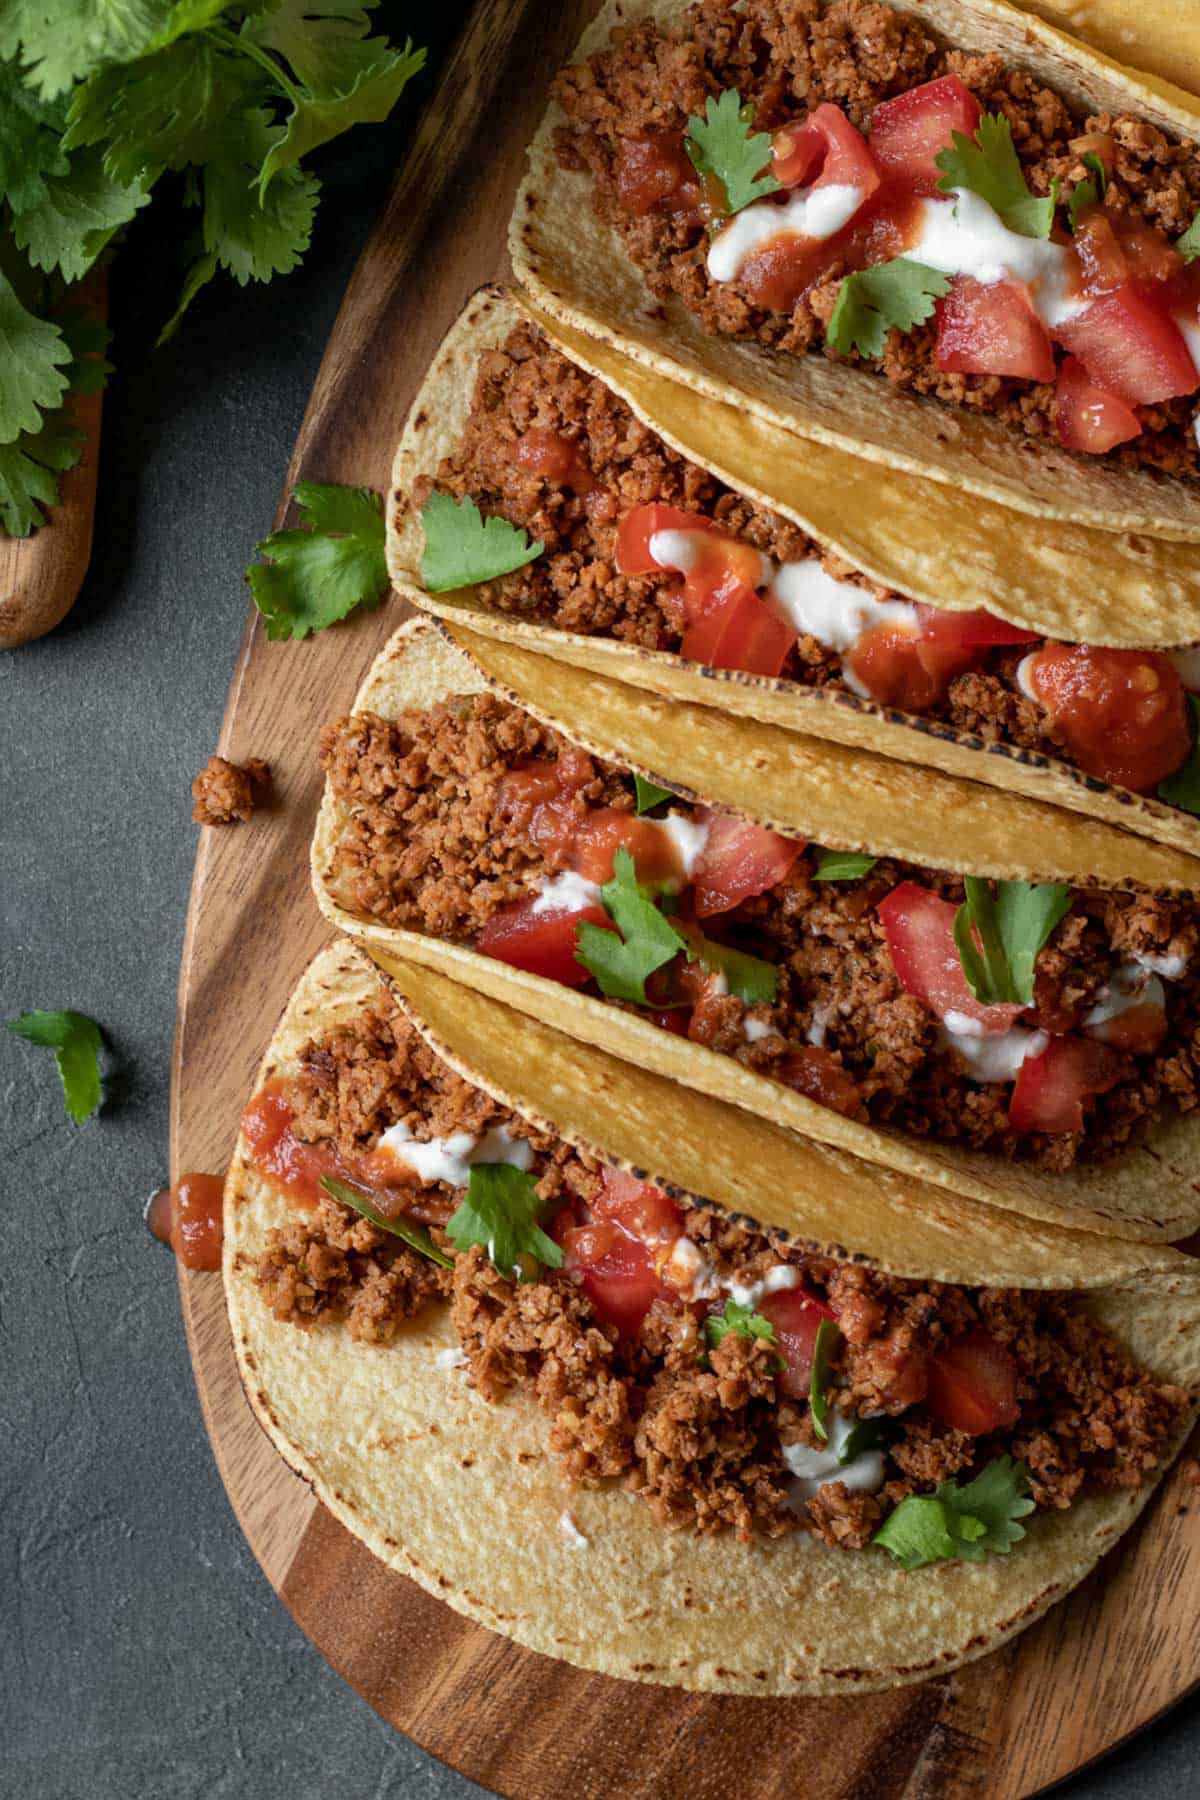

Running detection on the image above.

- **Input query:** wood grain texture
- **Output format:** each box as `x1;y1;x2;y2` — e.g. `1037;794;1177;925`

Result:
0;271;107;649
170;1;1200;1791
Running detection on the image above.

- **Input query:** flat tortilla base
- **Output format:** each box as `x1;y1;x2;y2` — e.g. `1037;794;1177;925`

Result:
225;943;1200;1695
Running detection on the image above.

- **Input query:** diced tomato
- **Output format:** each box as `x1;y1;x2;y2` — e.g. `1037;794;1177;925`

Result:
758;1286;838;1399
477;894;612;988
1055;354;1143;454
844;617;979;714
877;882;1025;1032
596;1166;683;1242
770;103;880;202
868;76;981;194
575;1233;666;1337
682;584;796;676
913;605;1040;649
649;1006;692;1036
615;131;703;220
1054;284;1198;405
692;807;804;917
568;807;688;887
935;276;1056;381
514;429;595;495
557;1169;683;1338
777;1047;865;1120
925;1331;1020;1436
1022;642;1192;793
1009;1034;1129;1135
615;503;712;575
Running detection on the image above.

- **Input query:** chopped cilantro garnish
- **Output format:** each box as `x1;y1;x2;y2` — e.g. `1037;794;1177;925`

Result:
1160;695;1200;813
576;848;687;1003
634;774;674;815
808;1318;839;1443
248;482;389;640
687;930;779;1006
420;490;543;593
813;846;878;882
445;1164;563;1282
953;877;1070;1008
7;1008;103;1121
321;1176;453;1267
935;113;1058;237
874;1457;1034;1570
1178;212;1200;263
685;88;779;218
705;1297;778;1350
1068;151;1108;233
827;259;952;358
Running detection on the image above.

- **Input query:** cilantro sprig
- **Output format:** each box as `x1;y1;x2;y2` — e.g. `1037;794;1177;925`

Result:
321;1176;453;1267
634;775;674;815
685;929;779;1006
935;113;1058;238
7;1008;103;1121
685;89;779;219
705;1297;778;1350
249;482;389;639
812;846;877;882
445;1164;563;1282
420;491;543;593
874;1457;1035;1570
576;848;686;1003
827;259;952;358
808;1319;839;1442
1159;695;1200;813
953;877;1070;1008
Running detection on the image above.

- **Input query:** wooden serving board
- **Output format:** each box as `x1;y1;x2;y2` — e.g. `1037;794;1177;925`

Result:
170;2;1200;1792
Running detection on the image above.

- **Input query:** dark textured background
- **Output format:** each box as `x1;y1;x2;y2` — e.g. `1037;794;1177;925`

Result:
3;5;1199;1794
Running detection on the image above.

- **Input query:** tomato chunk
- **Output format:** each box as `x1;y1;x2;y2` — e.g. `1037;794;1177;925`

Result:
925;1331;1020;1436
771;103;880;201
759;1286;838;1399
514;429;595;494
692;807;804;917
877;882;1025;1032
1055;354;1143;454
777;1047;865;1119
615;132;703;220
1054;284;1198;405
1009;1034;1129;1135
558;1169;683;1338
913;605;1040;649
682;585;796;677
935;276;1055;381
615;503;712;575
869;76;981;194
1022;642;1191;793
477;894;612;988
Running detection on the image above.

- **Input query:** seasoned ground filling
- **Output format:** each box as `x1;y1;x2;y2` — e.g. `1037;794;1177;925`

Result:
319;692;1200;1170
191;754;272;826
417;318;1079;762
249;997;1190;1546
551;0;1200;476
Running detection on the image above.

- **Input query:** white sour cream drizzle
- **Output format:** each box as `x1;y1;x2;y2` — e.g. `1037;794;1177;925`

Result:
906;188;1086;328
658;809;710;877
783;1408;886;1499
766;561;915;653
938;1012;1048;1084
376;1119;533;1188
666;1236;723;1300
531;869;602;916
648;527;773;591
1083;962;1165;1035
707;183;866;281
1015;650;1041;702
434;1345;467;1370
1137;950;1188;981
743;1015;774;1044
727;1264;802;1309
559;1509;589;1549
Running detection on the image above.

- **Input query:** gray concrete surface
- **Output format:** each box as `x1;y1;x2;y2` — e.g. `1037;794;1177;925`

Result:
3;9;1199;1794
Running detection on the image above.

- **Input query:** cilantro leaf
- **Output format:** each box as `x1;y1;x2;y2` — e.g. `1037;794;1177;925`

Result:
12;146;150;282
1159;695;1200;813
200;108;319;285
420;491;543;593
705;1297;778;1349
7;1008;103;1121
1067;152;1107;234
827;259;951;358
874;1456;1034;1570
0;59;70;212
813;846;877;881
249;481;389;641
953;877;1070;1007
685;88;779;218
64;37;263;184
0;268;72;442
253;44;425;197
321;1176;453;1266
1179;212;1200;263
634;775;674;815
445;1164;563;1282
0;410;83;536
935;113;1058;238
0;0;214;100
687;930;778;1006
808;1317;839;1443
576;847;687;1003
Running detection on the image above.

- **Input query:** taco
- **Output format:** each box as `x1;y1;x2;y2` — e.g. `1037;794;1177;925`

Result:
393;287;1200;858
225;941;1200;1695
510;0;1200;540
311;616;1200;1242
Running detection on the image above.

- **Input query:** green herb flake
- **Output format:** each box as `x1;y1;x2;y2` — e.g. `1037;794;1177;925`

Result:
576;848;687;1004
445;1163;563;1282
634;774;675;815
874;1456;1035;1571
684;88;778;218
1178;211;1200;263
808;1317;840;1443
7;1008;103;1121
827;259;952;359
813;846;878;882
248;481;389;640
420;490;543;593
935;113;1058;238
953;876;1070;1008
321;1176;453;1266
687;929;779;1006
705;1298;778;1350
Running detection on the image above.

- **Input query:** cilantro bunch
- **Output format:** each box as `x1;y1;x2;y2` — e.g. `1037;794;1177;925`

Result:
0;2;425;537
